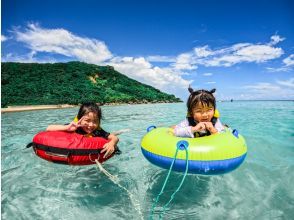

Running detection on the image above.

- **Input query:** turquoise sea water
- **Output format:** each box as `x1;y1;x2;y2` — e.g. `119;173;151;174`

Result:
1;102;294;220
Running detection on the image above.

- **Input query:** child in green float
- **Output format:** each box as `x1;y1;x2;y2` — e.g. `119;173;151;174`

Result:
174;87;224;138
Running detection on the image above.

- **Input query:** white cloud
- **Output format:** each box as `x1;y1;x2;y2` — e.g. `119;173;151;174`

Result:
2;50;57;63
266;54;294;72
13;23;112;64
269;35;285;46
193;45;213;57
266;66;290;72
244;82;280;91
1;35;8;42
235;45;283;62
202;44;283;67
205;81;216;84
243;80;294;99
203;73;213;76
146;55;175;62
173;35;284;69
277;78;294;89
283;54;294;67
108;56;191;94
172;53;197;70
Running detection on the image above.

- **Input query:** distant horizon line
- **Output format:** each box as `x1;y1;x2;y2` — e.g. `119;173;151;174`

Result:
217;99;294;102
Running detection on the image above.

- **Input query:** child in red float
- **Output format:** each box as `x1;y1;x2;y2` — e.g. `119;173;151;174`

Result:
47;102;119;158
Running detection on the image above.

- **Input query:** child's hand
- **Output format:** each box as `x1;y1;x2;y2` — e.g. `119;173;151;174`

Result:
192;122;207;133
66;116;85;132
203;122;218;134
101;143;115;158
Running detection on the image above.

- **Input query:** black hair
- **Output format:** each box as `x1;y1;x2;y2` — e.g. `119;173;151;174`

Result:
187;86;216;114
77;102;102;125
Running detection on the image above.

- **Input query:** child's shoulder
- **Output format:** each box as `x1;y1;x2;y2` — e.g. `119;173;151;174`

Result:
176;118;190;127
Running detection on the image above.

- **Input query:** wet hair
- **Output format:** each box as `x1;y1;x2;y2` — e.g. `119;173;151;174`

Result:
187;86;216;114
77;102;102;125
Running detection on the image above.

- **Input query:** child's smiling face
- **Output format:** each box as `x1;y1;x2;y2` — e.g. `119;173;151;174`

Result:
192;102;215;122
80;112;99;134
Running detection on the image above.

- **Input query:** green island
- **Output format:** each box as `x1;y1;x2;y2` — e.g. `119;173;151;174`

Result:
1;62;182;108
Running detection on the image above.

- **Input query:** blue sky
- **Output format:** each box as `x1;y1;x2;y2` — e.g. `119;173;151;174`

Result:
2;0;294;100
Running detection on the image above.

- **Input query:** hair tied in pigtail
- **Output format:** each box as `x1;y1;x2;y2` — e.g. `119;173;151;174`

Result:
210;88;216;94
188;85;194;94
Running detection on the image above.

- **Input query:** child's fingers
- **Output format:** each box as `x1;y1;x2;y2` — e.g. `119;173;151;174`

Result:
204;122;212;128
101;144;114;158
101;144;108;153
103;149;110;158
77;123;86;128
199;123;206;130
69;122;77;128
77;116;85;124
103;148;113;158
69;121;79;127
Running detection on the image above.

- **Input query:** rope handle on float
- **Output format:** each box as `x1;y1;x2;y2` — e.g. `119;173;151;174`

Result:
149;140;189;220
159;143;189;219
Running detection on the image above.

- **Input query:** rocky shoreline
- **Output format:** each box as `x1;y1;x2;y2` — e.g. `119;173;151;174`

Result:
1;104;76;113
1;100;183;113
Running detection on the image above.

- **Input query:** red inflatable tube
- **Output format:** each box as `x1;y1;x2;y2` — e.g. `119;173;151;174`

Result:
30;131;114;165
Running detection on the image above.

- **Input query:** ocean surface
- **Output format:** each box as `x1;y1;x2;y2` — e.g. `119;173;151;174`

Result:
1;101;294;220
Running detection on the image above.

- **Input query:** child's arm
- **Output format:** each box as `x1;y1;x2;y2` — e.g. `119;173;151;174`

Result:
173;119;195;138
174;120;211;137
101;134;119;158
46;117;84;132
46;124;70;131
214;118;225;132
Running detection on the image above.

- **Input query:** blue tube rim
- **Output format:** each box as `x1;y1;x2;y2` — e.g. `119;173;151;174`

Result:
141;147;247;175
147;125;157;133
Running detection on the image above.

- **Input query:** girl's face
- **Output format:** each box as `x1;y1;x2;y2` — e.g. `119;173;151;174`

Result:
80;112;99;134
191;103;215;122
